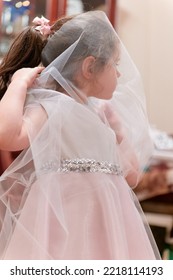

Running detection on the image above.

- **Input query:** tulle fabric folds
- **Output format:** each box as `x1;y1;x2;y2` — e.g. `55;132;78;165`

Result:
0;92;160;259
0;172;160;260
0;11;160;259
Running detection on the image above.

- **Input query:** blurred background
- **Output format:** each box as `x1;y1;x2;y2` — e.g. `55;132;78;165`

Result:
0;1;115;57
1;0;173;134
1;0;173;259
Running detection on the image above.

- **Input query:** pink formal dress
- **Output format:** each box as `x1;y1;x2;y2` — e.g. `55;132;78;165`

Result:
0;93;160;259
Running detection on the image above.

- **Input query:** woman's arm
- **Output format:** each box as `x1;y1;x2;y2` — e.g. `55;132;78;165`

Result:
0;67;44;151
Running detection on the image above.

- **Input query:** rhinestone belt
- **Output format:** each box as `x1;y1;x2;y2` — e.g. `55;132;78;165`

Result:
41;158;123;175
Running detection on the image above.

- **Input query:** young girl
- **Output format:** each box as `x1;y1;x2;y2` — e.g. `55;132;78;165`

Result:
0;11;160;259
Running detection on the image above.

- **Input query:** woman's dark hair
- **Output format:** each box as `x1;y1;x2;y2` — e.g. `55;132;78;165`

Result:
0;15;74;99
0;27;47;99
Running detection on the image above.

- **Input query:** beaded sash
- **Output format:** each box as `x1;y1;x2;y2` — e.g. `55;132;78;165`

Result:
41;158;123;175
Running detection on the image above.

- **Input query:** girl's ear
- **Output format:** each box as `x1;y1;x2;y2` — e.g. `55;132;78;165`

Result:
81;56;96;79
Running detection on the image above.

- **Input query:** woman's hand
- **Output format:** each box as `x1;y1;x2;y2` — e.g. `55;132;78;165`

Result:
11;66;44;88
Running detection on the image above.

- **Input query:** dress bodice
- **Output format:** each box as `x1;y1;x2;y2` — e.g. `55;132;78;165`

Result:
25;93;121;175
60;99;117;163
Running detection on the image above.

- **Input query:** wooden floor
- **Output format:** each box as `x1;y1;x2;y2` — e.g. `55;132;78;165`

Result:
140;194;173;259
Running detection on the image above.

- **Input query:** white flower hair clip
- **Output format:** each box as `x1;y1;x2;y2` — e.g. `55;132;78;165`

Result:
32;16;51;36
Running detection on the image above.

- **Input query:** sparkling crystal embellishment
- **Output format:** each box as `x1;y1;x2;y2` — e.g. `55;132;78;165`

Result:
41;158;123;175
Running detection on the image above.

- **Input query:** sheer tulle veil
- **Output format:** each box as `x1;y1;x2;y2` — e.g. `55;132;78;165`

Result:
39;10;153;176
0;11;160;259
